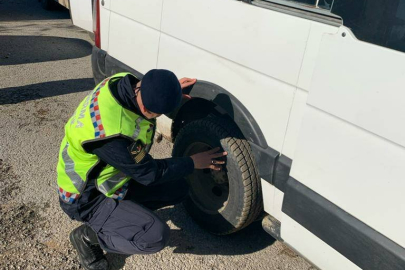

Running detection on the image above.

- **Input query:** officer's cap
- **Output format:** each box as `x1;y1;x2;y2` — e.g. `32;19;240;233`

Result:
141;69;182;114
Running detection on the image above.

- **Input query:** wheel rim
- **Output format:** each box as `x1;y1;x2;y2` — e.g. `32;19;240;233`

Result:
184;142;229;215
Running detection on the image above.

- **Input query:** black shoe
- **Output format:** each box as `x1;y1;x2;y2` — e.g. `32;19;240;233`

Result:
69;225;109;270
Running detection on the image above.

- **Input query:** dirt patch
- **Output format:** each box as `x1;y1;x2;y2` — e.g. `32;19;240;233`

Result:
0;202;80;270
0;203;43;253
0;159;20;204
0;160;79;270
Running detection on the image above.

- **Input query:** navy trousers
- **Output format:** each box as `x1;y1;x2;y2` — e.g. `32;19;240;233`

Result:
85;178;189;255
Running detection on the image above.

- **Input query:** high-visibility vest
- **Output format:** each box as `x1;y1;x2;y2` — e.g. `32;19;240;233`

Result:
56;72;155;203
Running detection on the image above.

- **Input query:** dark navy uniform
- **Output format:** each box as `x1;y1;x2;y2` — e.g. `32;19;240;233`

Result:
60;74;194;254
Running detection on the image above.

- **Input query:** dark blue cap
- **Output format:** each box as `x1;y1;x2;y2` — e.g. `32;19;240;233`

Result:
140;69;182;114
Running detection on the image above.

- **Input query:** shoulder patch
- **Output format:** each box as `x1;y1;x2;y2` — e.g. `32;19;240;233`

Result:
128;140;147;163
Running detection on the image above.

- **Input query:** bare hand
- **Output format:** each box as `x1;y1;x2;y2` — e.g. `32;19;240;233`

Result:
179;77;196;100
179;77;197;89
190;147;228;171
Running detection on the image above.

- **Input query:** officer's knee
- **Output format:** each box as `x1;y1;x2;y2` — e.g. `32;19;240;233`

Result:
134;219;170;254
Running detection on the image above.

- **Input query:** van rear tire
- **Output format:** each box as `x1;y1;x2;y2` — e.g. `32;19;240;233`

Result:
172;117;263;235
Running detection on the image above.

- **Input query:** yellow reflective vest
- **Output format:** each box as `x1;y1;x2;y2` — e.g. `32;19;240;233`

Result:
57;73;154;203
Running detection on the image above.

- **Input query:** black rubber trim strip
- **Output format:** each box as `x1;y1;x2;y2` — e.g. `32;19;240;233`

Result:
249;143;279;182
272;155;291;192
91;46;107;84
105;54;143;80
91;46;144;85
283;177;405;270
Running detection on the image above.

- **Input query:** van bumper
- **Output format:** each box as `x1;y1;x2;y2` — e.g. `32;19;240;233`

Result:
91;46;107;85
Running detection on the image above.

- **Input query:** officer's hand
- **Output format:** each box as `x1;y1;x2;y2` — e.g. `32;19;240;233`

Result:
190;147;227;171
179;77;196;89
179;77;196;100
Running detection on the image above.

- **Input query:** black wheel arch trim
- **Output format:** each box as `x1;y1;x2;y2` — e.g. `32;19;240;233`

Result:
174;80;282;181
177;80;268;148
169;80;288;182
283;177;405;270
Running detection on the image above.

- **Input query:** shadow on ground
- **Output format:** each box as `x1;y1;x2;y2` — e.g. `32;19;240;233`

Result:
0;0;70;22
106;204;275;270
0;35;92;66
0;78;94;105
160;204;275;255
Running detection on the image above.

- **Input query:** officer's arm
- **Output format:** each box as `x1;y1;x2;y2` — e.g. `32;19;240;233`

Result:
89;137;194;186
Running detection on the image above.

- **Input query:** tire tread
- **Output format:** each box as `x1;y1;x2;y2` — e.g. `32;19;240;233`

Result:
173;116;263;235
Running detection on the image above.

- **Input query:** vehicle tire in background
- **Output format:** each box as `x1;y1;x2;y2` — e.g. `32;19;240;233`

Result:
41;0;56;10
172;116;263;235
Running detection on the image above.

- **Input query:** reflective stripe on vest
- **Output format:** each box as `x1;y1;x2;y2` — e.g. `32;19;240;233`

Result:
98;172;127;195
62;143;86;193
58;186;80;204
111;182;129;200
90;81;106;138
132;117;143;139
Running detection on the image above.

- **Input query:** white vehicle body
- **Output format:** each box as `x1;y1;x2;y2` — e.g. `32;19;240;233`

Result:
70;0;405;269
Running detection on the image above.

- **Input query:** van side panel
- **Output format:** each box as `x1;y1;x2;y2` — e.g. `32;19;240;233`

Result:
308;30;405;148
281;88;308;159
157;33;296;152
107;1;162;73
262;181;284;221
69;0;93;32
289;28;405;249
282;214;361;270
108;13;160;74
281;22;338;158
160;0;310;86
110;0;163;30
100;6;110;51
290;105;405;247
159;0;311;152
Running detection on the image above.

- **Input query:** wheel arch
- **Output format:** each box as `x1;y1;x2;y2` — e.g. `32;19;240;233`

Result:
171;80;266;147
170;80;279;182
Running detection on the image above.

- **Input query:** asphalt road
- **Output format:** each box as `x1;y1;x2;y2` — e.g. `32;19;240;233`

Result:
0;1;314;269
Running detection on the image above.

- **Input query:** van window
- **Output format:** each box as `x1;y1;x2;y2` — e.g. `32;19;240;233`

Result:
332;0;405;53
285;0;335;10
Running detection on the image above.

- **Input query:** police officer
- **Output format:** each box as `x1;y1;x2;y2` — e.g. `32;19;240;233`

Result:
57;70;227;270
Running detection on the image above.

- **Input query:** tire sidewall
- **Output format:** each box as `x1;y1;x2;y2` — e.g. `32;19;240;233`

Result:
173;119;248;234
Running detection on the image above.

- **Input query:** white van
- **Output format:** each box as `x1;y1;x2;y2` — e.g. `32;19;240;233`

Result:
70;0;405;269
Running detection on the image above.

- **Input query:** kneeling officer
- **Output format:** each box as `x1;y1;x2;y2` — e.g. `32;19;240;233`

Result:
56;70;227;270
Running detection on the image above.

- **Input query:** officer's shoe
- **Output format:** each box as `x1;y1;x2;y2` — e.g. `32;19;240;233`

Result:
69;225;109;270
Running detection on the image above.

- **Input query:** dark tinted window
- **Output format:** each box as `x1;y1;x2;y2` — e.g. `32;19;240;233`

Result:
286;0;335;10
332;0;405;53
291;0;316;5
318;0;334;10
